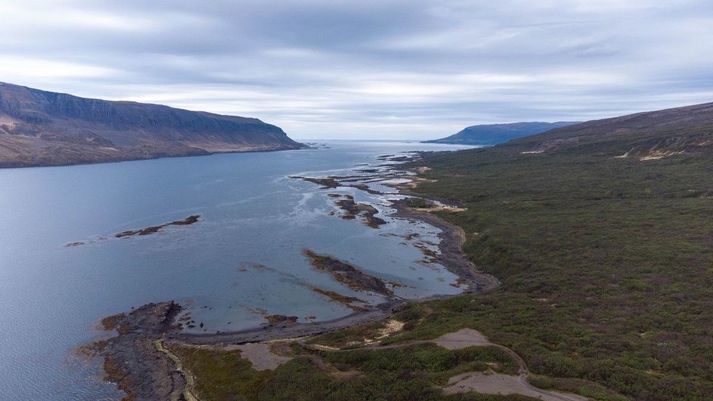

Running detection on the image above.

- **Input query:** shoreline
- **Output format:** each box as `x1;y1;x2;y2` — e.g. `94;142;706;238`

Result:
0;142;305;170
172;301;402;345
170;196;500;346
390;199;500;293
91;151;500;400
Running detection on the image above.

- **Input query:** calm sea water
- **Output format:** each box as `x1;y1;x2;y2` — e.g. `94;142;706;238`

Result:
0;140;472;400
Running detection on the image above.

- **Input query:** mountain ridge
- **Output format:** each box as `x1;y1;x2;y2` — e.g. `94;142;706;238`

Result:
0;82;303;168
424;121;578;145
504;101;713;160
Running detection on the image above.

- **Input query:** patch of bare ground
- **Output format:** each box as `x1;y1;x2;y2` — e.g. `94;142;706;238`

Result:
363;319;405;344
434;328;491;349
306;327;590;401
306;317;408;350
432;329;589;401
444;372;589;401
639;149;685;161
227;338;360;379
230;342;292;371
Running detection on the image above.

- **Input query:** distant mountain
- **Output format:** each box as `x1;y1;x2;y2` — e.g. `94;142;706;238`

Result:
424;121;578;145
0;82;303;167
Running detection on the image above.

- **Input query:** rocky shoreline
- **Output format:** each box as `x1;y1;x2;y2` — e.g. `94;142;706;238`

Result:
90;151;499;401
390;200;500;293
88;302;185;401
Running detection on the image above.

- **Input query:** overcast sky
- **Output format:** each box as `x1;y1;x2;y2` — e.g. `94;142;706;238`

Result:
1;0;712;140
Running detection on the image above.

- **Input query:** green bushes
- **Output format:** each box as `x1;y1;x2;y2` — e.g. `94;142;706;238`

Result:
402;145;713;401
324;343;518;377
171;343;536;401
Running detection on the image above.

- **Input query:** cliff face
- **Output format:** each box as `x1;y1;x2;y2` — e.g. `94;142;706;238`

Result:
0;82;303;167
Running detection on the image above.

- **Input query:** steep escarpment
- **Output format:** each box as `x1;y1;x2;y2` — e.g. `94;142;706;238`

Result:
0;82;302;167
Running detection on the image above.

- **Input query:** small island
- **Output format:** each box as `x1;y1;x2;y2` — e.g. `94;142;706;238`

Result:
115;215;201;238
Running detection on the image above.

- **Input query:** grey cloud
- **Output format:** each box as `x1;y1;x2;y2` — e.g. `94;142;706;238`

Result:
1;0;712;139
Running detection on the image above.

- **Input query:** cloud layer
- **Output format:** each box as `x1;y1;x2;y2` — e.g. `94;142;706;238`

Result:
2;0;712;139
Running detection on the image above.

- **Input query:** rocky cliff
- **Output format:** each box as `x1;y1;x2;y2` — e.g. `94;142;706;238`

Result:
0;82;302;167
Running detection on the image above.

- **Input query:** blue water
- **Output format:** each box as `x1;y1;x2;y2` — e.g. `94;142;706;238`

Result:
0;140;472;400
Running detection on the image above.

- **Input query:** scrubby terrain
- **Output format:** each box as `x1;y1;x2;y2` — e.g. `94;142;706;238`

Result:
405;102;713;401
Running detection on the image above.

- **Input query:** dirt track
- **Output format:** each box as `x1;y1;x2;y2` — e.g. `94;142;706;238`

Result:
306;328;589;401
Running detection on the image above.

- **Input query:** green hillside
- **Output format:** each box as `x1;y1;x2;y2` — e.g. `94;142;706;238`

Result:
404;102;713;401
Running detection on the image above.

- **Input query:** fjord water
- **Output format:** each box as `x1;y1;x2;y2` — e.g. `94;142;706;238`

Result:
0;141;471;400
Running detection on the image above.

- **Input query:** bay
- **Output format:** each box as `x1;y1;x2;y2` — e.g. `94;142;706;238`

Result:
0;140;472;400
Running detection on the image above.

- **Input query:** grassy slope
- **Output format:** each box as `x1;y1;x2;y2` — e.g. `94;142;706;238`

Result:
400;139;713;401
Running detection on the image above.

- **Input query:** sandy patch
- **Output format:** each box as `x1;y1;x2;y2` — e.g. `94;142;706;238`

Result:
0;115;19;126
364;319;405;344
232;343;292;371
614;149;632;159
434;328;491;349
639;150;684;161
378;319;405;338
444;372;589;401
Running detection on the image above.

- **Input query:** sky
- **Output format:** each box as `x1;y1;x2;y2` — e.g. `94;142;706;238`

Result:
1;0;712;140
